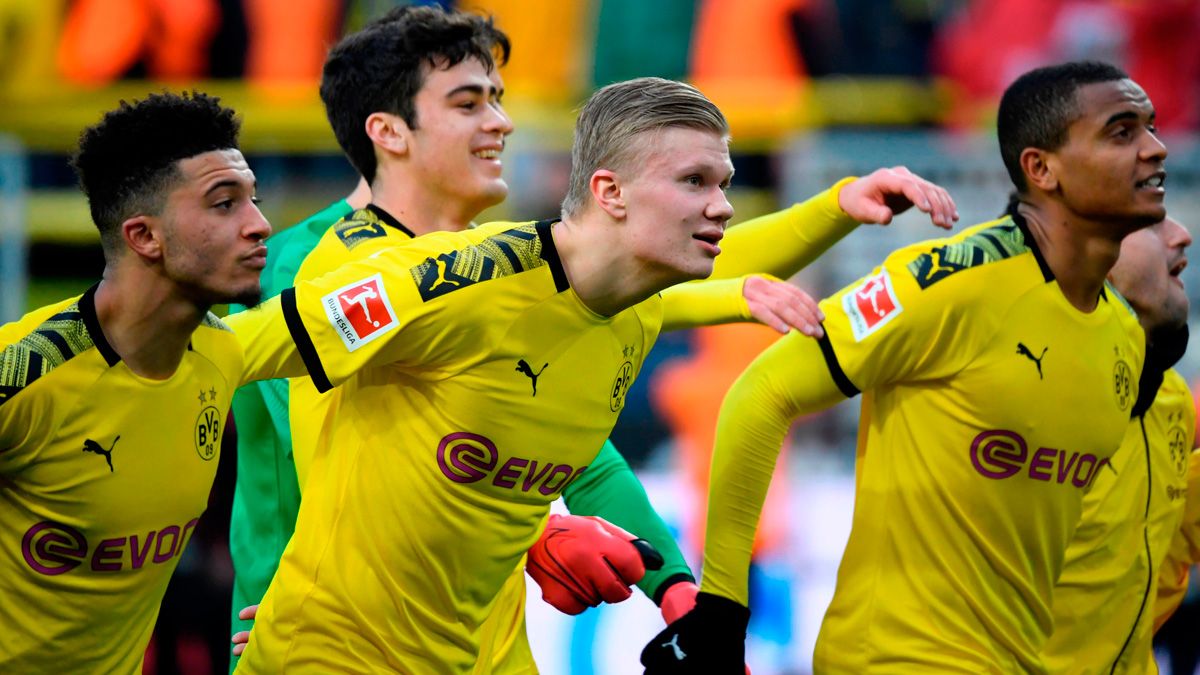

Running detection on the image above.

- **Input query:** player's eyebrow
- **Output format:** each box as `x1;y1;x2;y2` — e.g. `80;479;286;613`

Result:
1103;110;1153;127
446;83;503;99
204;179;254;197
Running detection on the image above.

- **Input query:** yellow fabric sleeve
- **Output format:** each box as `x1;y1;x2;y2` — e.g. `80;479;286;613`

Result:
699;331;848;604
227;295;308;385
1154;447;1200;631
659;276;753;332
710;177;858;280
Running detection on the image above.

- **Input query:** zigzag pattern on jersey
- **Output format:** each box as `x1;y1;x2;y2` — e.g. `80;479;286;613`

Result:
410;224;544;302
0;303;94;406
333;210;390;250
906;217;1029;289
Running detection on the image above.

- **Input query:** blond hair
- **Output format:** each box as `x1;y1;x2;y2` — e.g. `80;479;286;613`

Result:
561;77;728;217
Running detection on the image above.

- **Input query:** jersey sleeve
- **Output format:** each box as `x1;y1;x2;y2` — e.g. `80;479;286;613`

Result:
1155;448;1200;631
659;275;752;332
817;244;989;394
709;177;858;280
561;440;695;602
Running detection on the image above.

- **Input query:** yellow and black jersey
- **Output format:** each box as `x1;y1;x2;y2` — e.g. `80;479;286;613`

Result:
231;220;662;673
1044;369;1195;673
0;286;243;674
288;204;415;488
701;216;1146;674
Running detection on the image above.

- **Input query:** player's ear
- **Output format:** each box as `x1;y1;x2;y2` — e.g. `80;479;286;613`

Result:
590;169;626;219
121;215;163;261
1020;148;1058;192
365;112;409;158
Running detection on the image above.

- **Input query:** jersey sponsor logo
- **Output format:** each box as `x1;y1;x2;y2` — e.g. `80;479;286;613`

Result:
195;406;221;460
321;274;398;352
515;359;549;396
436;431;587;497
21;518;199;576
82;436;119;472
1016;343;1048;379
969;429;1110;488
843;270;902;341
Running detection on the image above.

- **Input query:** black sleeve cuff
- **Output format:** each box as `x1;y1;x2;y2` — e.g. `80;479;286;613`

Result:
652;572;698;606
281;287;333;393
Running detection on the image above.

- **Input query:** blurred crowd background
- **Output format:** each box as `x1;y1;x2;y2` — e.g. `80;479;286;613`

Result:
3;1;1200;673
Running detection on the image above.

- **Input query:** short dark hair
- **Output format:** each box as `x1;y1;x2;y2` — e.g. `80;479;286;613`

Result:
319;5;511;183
71;91;241;253
997;61;1129;191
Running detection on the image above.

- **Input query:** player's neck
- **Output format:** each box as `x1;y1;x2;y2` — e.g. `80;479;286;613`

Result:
369;173;474;236
1018;202;1122;313
551;214;677;317
93;268;207;379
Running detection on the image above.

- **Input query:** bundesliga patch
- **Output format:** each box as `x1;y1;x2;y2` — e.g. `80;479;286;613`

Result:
321;273;398;352
843;269;902;341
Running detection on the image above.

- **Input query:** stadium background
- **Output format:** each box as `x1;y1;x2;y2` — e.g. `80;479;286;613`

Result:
2;0;1199;672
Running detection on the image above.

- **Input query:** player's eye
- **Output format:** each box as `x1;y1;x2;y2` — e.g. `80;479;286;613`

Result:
457;100;477;111
214;200;234;211
685;175;703;187
251;196;262;206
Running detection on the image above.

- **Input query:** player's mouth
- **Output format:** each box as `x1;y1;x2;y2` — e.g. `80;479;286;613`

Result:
692;229;724;256
473;146;504;165
1169;256;1187;285
1135;170;1166;195
243;246;268;270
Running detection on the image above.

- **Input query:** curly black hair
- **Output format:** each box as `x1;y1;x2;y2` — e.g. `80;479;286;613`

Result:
71;91;241;253
319;5;510;183
997;61;1129;192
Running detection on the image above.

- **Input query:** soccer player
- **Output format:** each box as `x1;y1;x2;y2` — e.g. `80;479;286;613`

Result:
0;92;270;672
226;71;954;672
642;61;1164;673
1041;213;1194;673
226;7;958;671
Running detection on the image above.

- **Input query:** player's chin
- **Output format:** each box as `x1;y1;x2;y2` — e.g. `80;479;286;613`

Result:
220;283;264;308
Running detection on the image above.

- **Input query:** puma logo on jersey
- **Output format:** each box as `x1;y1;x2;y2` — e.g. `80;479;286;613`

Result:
1016;343;1048;379
515;359;548;396
429;257;462;293
662;633;687;660
82;436;119;472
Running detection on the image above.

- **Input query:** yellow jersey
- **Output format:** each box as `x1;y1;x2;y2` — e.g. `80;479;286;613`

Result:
233;220;662;673
0;286;242;673
1154;446;1200;634
1043;369;1195;674
702;217;1146;674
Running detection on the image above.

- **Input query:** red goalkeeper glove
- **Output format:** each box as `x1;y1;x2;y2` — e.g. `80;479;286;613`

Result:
526;514;664;615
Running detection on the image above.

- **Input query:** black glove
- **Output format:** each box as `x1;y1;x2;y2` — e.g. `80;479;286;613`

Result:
640;591;750;674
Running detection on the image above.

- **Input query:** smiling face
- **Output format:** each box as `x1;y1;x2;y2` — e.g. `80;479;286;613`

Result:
1047;79;1168;233
157;148;270;307
403;57;513;220
618;126;735;285
1109;216;1191;335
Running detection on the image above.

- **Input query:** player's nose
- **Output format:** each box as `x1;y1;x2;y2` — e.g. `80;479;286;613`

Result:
244;206;272;241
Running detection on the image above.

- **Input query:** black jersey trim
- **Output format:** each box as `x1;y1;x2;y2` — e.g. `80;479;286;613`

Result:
535;219;570;292
280;288;333;393
1010;213;1055;283
79;284;121;367
817;330;860;398
366;203;416;238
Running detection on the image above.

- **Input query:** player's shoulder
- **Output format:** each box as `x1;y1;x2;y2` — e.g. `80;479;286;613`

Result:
328;204;417;252
0;291;100;407
890;216;1037;291
188;312;245;380
1158;369;1195;417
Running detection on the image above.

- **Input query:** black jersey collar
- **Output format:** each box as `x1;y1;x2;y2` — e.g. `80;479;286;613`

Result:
365;203;416;238
534;219;570;292
1010;212;1055;283
79;283;121;367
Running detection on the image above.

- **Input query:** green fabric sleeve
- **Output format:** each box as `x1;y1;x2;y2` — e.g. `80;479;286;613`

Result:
563;439;695;604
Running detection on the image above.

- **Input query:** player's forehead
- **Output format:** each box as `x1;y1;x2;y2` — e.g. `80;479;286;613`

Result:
421;56;504;98
175;149;256;194
1069;79;1154;132
635;126;732;175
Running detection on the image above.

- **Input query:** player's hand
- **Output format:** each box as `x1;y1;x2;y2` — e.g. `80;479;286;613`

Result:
527;514;663;615
641;592;751;674
742;275;824;338
230;604;258;656
838;166;959;229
